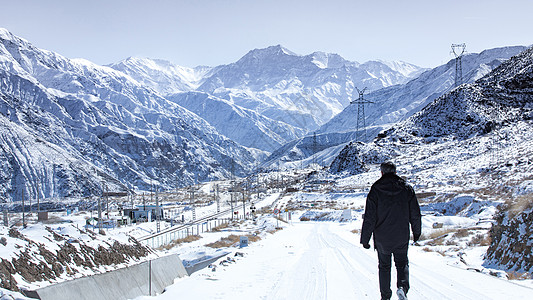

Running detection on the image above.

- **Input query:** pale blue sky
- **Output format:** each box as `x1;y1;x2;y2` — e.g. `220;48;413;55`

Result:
1;0;532;68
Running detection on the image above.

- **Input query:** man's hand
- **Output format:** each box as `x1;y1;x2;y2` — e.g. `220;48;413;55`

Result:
362;243;371;249
413;233;421;242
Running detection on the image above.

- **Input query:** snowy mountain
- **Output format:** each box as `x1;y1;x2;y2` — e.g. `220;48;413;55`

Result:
109;57;211;94
0;28;256;201
383;46;533;141
110;45;425;153
261;47;527;170
197;45;426;128
112;45;426;130
165;92;305;152
319;46;528;135
331;46;533;175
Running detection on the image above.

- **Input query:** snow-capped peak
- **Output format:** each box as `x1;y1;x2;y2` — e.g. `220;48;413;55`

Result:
309;51;354;69
109;57;212;94
373;59;429;78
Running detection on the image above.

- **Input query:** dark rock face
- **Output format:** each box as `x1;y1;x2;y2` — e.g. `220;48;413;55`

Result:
486;202;533;273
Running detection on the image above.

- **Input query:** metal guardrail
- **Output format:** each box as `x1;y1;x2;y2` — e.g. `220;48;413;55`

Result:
138;208;238;248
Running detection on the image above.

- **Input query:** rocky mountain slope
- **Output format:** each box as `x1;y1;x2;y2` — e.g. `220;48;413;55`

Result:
0;28;255;201
264;46;527;170
319;46;527;135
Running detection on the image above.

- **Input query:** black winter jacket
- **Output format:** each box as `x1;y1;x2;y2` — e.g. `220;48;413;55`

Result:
360;173;422;254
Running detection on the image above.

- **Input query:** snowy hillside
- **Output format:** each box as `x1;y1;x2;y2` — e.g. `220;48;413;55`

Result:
331;45;533;274
319;46;527;135
258;47;527;171
386;46;533;141
165;92;305;152
0;28;256;201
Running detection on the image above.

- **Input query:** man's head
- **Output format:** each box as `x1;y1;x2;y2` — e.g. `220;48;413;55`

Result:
380;161;396;175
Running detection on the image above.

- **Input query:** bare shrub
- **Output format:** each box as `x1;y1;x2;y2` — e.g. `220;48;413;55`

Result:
507;271;532;280
468;233;491;246
158;235;202;250
205;234;262;249
205;234;241;248
506;194;533;219
423;229;456;246
453;228;471;239
211;223;230;232
351;229;361;234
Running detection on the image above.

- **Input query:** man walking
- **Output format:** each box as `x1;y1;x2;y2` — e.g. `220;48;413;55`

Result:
360;161;422;300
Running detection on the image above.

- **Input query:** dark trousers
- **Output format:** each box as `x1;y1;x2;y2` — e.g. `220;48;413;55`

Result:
377;250;409;300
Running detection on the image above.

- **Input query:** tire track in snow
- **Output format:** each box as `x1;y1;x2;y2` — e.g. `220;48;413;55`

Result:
315;223;379;298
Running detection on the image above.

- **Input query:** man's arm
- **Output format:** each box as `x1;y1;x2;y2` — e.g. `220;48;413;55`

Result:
409;188;422;241
360;187;377;246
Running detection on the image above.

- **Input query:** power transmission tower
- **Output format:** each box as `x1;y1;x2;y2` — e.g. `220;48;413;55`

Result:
351;87;373;142
451;43;466;87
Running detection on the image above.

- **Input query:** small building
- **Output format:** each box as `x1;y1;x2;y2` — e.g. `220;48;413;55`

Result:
132;210;152;222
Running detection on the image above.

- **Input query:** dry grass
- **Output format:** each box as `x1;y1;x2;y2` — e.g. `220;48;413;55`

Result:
422;228;456;246
351;229;361;234
257;206;273;214
205;234;241;248
157;234;202;250
205;233;263;248
421;247;446;256
453;228;471;239
416;192;437;199
422;228;455;241
505;194;533;219
210;222;230;232
507;271;532;280
468;233;491;246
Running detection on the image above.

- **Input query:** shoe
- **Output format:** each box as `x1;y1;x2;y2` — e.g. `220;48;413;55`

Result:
397;287;407;300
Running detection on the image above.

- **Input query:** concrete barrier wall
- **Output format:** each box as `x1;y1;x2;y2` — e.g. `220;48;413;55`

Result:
33;254;187;300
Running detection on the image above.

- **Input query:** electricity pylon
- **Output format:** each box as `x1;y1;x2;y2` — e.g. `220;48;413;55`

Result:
351;87;373;142
451;43;466;87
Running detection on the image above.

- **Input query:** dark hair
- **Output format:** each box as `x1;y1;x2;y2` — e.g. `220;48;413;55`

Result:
380;161;396;174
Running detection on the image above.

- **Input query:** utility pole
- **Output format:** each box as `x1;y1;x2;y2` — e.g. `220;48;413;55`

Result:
312;132;318;169
216;184;220;213
105;184;109;219
190;186;196;221
242;181;247;219
230;181;235;220
98;188;103;233
21;190;26;228
451;43;466;87
156;187;160;233
351;87;373;142
36;181;40;213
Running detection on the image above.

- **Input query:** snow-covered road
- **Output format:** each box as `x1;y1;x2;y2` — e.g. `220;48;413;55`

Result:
138;221;533;299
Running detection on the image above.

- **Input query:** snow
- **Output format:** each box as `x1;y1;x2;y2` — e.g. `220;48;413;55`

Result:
133;220;533;300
